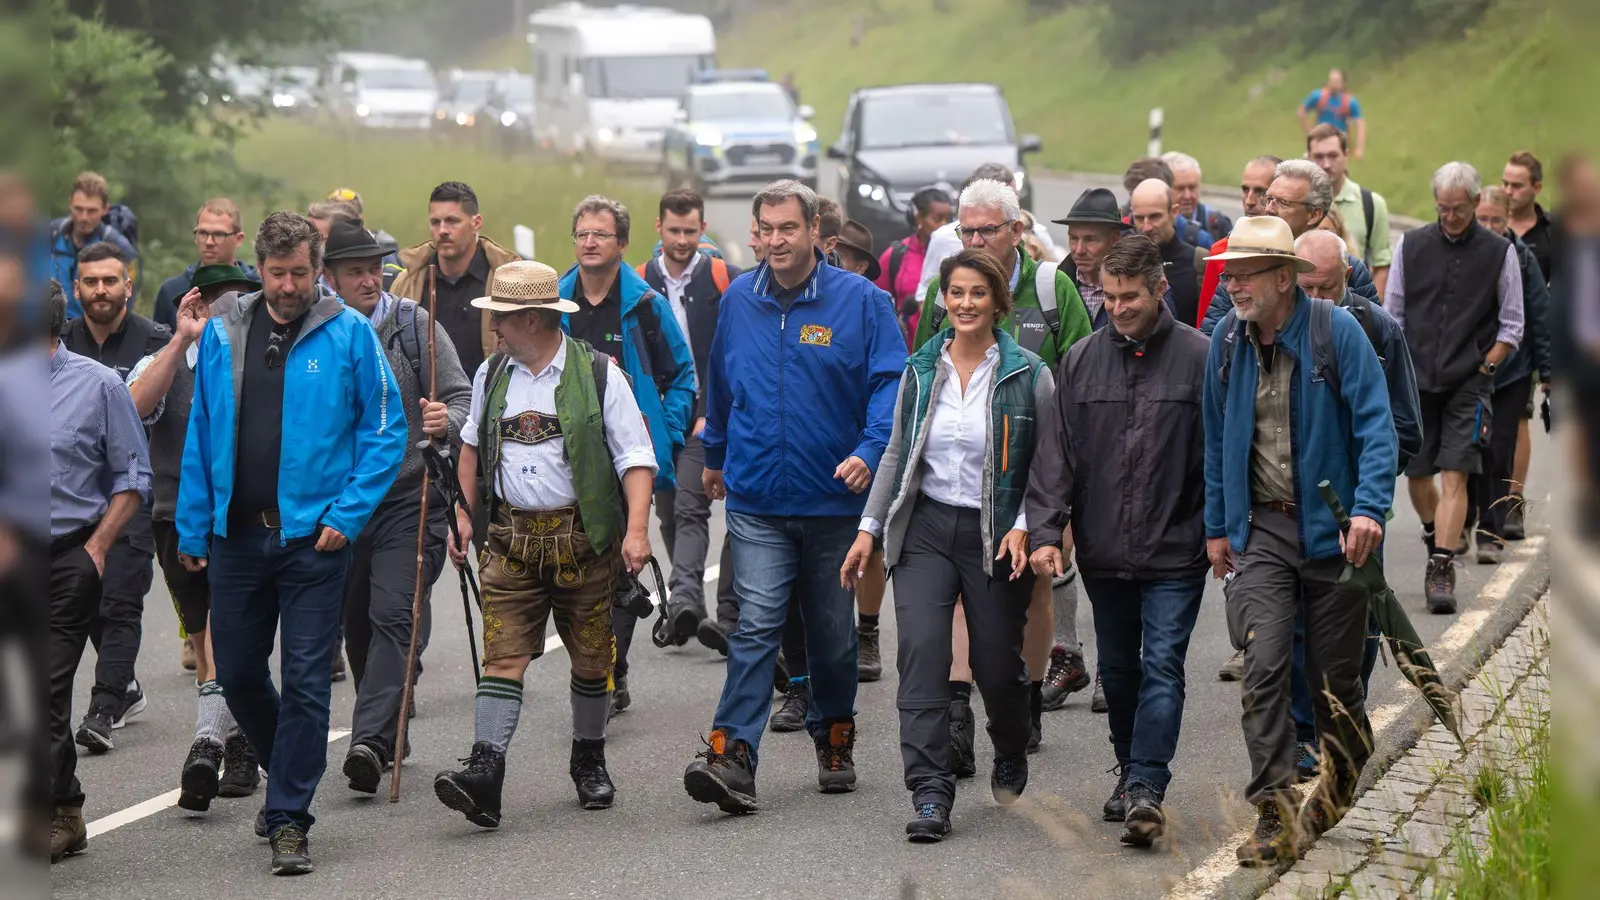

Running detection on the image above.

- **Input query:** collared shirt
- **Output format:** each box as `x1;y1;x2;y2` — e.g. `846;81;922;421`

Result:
62;311;170;383
1333;178;1393;268
567;273;625;364
1075;271;1108;326
1386;231;1525;347
433;244;493;379
50;344;152;538
460;340;657;511
1248;328;1296;505
659;251;701;343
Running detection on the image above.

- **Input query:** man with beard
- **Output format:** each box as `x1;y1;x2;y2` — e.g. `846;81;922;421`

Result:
62;242;166;755
176;211;405;875
152;198;258;331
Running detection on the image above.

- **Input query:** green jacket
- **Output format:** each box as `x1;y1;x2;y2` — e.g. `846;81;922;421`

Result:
861;328;1054;576
479;337;623;552
912;250;1092;369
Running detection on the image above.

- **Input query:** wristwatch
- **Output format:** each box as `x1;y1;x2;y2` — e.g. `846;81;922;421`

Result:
1481;360;1498;375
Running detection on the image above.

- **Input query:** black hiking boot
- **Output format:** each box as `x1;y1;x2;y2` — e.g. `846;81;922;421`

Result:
434;741;506;828
343;742;385;795
949;697;977;779
218;733;261;798
269;823;313;876
571;739;616;810
1103;764;1131;821
991;754;1029;806
1122;783;1166;847
905;802;952;843
178;739;223;812
769;679;809;732
857;624;883;682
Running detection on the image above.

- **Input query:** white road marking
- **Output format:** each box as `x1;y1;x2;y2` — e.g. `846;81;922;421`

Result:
1164;537;1543;899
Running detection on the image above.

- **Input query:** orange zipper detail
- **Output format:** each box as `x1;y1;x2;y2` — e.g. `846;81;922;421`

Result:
1002;414;1010;473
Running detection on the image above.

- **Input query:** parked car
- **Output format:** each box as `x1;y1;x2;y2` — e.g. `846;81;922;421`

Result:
437;68;502;131
479;72;537;152
328;52;439;130
662;75;818;195
827;83;1040;245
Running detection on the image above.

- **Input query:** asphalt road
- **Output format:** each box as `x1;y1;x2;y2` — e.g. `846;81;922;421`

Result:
54;175;1553;899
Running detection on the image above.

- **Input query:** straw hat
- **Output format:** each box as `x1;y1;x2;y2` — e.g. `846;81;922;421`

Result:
471;260;579;313
1205;216;1317;273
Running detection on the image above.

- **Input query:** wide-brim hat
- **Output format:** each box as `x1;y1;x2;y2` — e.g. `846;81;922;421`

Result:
472;260;579;313
1052;187;1133;229
190;263;261;294
835;219;881;281
1205;216;1317;273
323;217;386;262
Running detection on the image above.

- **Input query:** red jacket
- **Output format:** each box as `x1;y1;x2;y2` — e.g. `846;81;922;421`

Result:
1197;236;1227;328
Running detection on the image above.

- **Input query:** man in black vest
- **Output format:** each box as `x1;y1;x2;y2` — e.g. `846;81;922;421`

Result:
1388;162;1525;614
1129;179;1202;327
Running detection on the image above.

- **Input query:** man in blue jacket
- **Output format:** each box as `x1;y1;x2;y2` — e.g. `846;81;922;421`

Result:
176;212;405;876
1202;218;1396;867
558;195;696;715
683;179;904;815
50;172;138;320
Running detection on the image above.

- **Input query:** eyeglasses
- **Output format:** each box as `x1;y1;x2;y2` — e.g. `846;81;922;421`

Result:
194;228;240;243
1436;203;1473;217
1217;264;1285;286
488;309;530;323
572;230;618;244
955;223;1007;242
1477;216;1508;231
265;325;290;370
1263;194;1310;211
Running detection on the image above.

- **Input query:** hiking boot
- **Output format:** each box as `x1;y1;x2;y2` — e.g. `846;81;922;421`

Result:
609;675;631;719
1236;798;1295;867
857;624;883;682
255;806;267;839
434;741;506;828
1294;742;1320;784
683;729;758;814
905;802;952;843
49;807;87;863
663;601;699;647
181;637;197;673
769;679;809;732
1122;783;1165;847
1425;553;1458;614
949;697;977;779
178;739;224;812
815;720;857;794
269;823;313;876
1476;536;1504;565
991;754;1029;806
773;652;790;695
74;706;115;754
1502;494;1527;541
1217;648;1245;682
1028;684;1043;753
219;733;261;797
331;651;347;683
343;742;384;795
114;679;147;727
1103;765;1131;821
1090;675;1108;713
571;739;616;809
696;618;730;656
1040;644;1089;710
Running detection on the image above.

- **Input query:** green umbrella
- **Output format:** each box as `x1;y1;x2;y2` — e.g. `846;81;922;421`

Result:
1318;481;1463;743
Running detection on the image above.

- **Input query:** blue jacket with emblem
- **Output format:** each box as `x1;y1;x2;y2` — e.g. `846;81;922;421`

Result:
702;250;905;518
176;286;406;557
558;263;696;492
1203;290;1397;560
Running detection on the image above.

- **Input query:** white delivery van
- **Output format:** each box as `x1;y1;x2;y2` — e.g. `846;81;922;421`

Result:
330;52;440;130
528;2;715;165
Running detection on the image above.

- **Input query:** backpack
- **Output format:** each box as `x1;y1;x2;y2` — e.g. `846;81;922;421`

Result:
929;259;1062;340
886;240;910;295
1359;187;1376;262
1217;297;1374;401
634;257;730;294
105;204;139;250
1316;88;1352;118
385;299;430;393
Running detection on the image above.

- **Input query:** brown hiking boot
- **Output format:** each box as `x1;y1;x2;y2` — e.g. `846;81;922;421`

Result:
815;720;857;793
1235;797;1296;867
684;728;758;814
49;807;87;863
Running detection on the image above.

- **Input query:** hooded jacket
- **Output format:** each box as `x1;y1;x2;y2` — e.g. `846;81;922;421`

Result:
176;285;406;557
558;263;696;492
49;218;139;319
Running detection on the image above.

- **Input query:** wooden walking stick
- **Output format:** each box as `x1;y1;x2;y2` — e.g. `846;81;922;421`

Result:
392;264;440;802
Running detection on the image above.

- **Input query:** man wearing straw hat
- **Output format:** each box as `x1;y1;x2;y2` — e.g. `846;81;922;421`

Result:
1201;216;1395;867
435;260;657;825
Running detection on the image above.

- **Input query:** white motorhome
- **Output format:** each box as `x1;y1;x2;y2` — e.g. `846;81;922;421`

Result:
528;2;715;164
328;52;440;130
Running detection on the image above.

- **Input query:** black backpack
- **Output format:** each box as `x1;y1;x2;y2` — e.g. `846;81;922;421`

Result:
1217;297;1373;402
106;203;139;250
385;299;430;392
1358;187;1376;262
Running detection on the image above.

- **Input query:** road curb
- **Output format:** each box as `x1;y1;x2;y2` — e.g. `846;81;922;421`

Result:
1166;535;1550;900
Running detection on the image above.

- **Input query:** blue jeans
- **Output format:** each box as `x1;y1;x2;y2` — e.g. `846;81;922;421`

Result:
1082;575;1206;795
209;524;351;835
713;512;858;771
1292;607;1382;746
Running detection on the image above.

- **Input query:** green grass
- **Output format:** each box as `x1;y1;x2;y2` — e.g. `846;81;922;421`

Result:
1443;723;1551;900
230;117;661;268
700;0;1593;219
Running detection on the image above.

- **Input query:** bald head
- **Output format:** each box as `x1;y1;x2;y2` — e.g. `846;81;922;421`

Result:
1294;229;1350;301
1129;178;1177;245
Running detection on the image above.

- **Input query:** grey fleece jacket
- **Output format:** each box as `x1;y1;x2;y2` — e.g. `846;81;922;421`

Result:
366;293;473;498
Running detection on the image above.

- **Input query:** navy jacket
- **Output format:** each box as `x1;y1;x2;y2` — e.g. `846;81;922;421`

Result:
1496;234;1553;388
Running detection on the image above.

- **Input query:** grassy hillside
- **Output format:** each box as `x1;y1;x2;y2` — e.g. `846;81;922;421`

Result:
714;0;1590;217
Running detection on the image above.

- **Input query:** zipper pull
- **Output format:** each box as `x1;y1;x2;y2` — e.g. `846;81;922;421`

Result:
780;312;786;332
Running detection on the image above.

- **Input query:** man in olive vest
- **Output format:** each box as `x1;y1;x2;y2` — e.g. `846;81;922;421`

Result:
435;260;656;826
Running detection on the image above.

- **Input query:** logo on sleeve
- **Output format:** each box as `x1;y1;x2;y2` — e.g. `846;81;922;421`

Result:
799;324;832;347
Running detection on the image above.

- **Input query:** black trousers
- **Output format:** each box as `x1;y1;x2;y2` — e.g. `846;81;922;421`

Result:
50;537;102;808
890;498;1032;807
1468;375;1534;543
87;534;152;713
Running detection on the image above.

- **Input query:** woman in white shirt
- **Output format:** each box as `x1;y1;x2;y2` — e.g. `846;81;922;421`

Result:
841;248;1056;842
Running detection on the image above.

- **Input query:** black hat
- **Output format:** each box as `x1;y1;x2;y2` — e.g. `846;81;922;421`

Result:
1051;188;1133;229
323;217;385;262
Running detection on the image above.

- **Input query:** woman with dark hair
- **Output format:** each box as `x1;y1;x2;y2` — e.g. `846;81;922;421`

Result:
842;248;1055;842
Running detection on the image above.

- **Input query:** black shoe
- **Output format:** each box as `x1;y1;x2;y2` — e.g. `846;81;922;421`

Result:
991;754;1029;806
343;742;384;795
1040;645;1089;710
433;741;506;828
858;625;883;682
905;802;952;843
219;733;261;798
668;603;700;647
570;739;616;810
254;807;267;839
696;618;730;656
1476;536;1504;565
683;729;759;814
609;675;631;720
74;707;115;754
1236;797;1295;867
1090;675;1108;713
1425;553;1458;614
1122;783;1165;847
814;720;857;794
1103;764;1131;822
769;679;809;732
331;652;347;683
1294;742;1320;784
1027;685;1043;754
269;824;313;876
114;680;147;728
178;739;224;812
772;652;789;695
949;698;977;779
1502;494;1527;541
